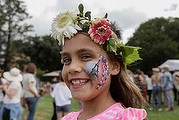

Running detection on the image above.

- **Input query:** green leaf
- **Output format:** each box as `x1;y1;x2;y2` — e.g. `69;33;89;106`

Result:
85;11;91;21
104;13;108;18
120;43;142;66
78;4;84;15
106;39;117;54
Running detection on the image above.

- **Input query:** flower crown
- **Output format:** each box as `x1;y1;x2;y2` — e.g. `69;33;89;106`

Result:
51;4;142;66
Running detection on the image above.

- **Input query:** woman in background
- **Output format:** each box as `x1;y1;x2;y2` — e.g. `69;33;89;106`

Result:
22;63;39;120
0;69;6;114
2;67;23;120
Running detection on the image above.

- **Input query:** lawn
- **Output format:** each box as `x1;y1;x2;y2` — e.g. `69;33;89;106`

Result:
33;94;179;120
146;102;179;120
34;94;80;120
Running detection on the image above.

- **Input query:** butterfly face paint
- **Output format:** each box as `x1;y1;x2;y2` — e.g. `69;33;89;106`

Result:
85;54;109;90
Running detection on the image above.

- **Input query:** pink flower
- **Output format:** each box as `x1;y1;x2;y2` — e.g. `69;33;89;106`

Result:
88;18;112;44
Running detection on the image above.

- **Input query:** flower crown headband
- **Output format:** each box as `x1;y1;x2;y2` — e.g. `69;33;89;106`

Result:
51;4;142;66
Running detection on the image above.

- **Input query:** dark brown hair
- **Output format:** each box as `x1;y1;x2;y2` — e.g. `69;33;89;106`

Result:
25;63;37;74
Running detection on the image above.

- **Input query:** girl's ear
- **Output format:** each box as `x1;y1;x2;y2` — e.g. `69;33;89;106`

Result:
110;61;120;75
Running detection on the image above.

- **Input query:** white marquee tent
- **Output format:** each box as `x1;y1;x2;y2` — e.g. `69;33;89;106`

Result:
43;70;60;76
159;59;179;71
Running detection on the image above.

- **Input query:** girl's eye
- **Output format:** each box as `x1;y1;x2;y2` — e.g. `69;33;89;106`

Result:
62;57;71;65
81;54;92;60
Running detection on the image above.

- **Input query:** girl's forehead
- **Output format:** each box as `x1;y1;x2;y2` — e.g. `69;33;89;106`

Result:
64;33;93;44
62;34;103;52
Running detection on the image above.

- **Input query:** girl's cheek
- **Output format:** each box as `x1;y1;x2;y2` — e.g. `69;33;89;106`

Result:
85;54;109;90
62;68;67;82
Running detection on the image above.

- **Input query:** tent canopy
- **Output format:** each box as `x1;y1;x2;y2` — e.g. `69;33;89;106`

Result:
43;70;60;76
160;59;179;71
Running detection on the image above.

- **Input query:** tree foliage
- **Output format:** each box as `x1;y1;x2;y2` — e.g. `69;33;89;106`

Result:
0;0;33;70
21;35;62;72
127;17;179;73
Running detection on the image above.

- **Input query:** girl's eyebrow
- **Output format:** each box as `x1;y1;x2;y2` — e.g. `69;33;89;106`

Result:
60;48;95;56
60;52;68;57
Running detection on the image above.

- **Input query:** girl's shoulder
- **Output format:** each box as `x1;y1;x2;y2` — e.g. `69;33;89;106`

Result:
62;103;147;120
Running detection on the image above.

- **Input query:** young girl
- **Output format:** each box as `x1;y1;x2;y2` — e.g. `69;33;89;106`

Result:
51;4;147;120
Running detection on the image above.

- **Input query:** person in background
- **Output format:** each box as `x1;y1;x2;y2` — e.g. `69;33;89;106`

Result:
162;65;174;111
51;3;147;119
158;66;165;105
51;71;72;120
173;71;179;105
0;69;6;115
134;69;147;102
1;67;23;120
172;71;178;102
51;76;58;120
146;71;153;104
150;68;162;111
22;63;39;120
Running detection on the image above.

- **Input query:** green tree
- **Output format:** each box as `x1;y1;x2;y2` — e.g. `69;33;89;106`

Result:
0;0;33;70
127;17;179;73
21;35;62;72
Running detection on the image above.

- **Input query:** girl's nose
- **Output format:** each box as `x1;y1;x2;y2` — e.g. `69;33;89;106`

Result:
68;60;82;74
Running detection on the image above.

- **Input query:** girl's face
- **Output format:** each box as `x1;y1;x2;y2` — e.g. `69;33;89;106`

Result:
61;33;118;101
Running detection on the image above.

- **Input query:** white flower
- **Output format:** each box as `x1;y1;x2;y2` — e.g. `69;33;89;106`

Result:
51;11;82;45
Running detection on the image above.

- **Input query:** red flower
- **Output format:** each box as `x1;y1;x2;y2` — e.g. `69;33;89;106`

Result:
88;19;112;44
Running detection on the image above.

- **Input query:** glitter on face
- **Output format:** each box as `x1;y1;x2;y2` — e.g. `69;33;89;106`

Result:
85;54;109;90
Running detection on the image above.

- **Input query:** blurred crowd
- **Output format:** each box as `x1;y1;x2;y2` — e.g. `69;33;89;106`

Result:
0;63;72;120
0;63;179;120
130;65;179;112
0;63;42;120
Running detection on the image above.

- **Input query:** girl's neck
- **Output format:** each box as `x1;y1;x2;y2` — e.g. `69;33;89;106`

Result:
78;92;116;120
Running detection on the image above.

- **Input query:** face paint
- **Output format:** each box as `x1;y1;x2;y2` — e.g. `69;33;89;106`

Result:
85;54;109;90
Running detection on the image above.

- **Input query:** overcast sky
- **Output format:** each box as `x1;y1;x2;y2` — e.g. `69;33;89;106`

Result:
24;0;179;43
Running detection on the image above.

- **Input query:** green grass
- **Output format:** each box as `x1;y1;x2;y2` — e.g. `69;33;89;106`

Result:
33;94;179;120
34;94;80;120
145;102;179;120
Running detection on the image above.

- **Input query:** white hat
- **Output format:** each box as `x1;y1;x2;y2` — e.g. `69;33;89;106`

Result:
152;68;160;72
162;64;170;71
3;67;22;82
163;64;169;69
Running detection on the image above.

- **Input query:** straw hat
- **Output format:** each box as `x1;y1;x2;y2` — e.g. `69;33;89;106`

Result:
163;64;169;69
152;68;160;72
3;67;22;82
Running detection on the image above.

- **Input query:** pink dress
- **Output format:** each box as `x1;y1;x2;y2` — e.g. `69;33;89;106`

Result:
62;103;147;120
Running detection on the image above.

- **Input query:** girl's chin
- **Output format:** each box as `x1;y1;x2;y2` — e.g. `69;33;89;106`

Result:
72;94;86;101
71;90;92;101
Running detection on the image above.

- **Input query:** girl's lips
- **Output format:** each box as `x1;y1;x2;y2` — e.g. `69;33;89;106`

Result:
69;78;89;89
